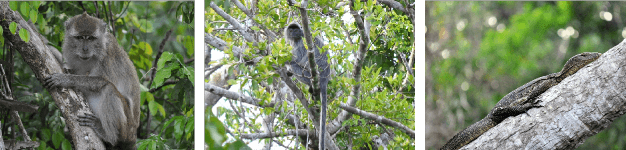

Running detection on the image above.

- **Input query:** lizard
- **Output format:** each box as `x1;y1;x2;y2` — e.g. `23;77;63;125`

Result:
441;52;602;150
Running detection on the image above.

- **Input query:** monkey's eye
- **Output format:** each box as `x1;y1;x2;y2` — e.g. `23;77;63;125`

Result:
74;36;96;40
74;36;86;40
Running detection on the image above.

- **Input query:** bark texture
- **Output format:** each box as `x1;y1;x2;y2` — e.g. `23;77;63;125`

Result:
461;39;626;149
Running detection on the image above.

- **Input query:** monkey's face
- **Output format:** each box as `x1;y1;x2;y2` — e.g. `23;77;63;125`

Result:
286;25;304;41
62;13;107;62
68;34;105;61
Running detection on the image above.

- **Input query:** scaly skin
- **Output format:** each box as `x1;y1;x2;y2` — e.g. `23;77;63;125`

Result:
441;52;602;150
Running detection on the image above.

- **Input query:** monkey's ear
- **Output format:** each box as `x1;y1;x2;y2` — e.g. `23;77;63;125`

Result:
64;20;76;36
101;22;108;33
64;19;72;31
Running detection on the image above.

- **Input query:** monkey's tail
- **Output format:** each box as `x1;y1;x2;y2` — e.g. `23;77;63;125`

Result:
319;78;328;150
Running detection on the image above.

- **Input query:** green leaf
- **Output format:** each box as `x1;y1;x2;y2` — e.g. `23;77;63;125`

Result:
184;36;194;56
30;1;40;10
174;117;183;141
9;22;17;34
152;63;179;88
225;140;252;150
138;141;148;150
148;100;158;116
227;79;237;85
61;140;71;150
30;10;37;23
141;91;154;106
138;19;154;33
41;128;51;141
52;131;63;149
139;84;149;92
186;108;194;116
176;3;183;22
185;117;194;140
20;2;29;18
161;116;180;136
38;141;47;150
9;1;18;10
19;28;30;43
157;52;173;70
139;42;153;55
186;67;194;84
158;103;166;117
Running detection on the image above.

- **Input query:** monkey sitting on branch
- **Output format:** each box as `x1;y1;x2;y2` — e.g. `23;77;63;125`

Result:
284;22;331;149
44;12;140;150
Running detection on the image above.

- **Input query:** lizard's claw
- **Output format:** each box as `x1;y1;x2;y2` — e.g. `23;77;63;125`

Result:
532;100;543;107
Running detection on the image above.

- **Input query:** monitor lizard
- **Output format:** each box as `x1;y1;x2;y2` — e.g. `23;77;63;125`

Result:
441;52;602;150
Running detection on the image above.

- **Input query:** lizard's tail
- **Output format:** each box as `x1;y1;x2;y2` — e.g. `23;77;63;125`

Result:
441;118;496;150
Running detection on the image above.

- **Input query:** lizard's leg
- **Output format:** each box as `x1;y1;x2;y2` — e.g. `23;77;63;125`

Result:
491;102;542;123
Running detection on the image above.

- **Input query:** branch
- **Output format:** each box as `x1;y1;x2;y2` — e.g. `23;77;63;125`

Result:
0;99;38;113
240;129;312;139
205;83;275;108
205;33;262;65
339;103;415;138
230;0;277;42
462;39;626;149
398;48;415;93
377;0;413;23
327;0;371;134
148;29;173;88
273;66;316;122
209;2;256;43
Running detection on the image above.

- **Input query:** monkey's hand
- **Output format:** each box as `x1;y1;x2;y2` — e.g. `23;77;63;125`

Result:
78;113;107;140
43;74;73;89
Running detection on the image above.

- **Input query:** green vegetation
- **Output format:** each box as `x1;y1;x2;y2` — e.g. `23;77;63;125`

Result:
426;1;626;149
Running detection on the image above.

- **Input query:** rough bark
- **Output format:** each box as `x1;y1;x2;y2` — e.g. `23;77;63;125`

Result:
461;39;626;149
0;2;105;149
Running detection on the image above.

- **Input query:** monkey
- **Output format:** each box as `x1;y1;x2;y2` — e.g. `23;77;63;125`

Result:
284;22;331;149
43;12;140;150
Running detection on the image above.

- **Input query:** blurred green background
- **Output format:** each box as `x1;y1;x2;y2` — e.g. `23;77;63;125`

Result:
425;1;626;149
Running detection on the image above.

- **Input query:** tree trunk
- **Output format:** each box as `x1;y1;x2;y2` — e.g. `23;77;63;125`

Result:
461;39;626;149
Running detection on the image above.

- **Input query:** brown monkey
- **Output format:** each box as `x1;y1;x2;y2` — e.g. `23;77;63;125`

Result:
44;12;140;150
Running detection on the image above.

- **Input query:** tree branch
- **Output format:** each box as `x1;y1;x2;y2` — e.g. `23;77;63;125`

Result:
462;39;626;149
205;83;275;108
209;2;256;43
339;103;415;138
240;129;312;139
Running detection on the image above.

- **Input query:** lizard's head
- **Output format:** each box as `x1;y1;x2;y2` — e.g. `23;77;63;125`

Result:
560;52;602;77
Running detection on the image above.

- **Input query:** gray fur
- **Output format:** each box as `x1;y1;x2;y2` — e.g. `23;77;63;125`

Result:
44;12;140;150
284;22;330;149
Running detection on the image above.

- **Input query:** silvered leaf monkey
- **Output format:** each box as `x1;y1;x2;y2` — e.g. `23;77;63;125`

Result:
284;22;330;149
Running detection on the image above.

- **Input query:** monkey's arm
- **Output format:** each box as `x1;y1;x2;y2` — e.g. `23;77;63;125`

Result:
44;73;133;146
43;74;113;92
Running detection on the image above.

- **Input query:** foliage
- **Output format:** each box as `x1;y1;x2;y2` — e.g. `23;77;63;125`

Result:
426;1;626;149
206;109;251;150
0;1;194;149
207;0;414;149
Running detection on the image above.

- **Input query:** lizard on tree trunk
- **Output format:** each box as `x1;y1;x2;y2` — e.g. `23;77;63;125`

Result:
441;52;602;150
